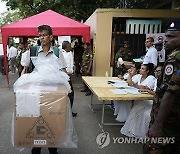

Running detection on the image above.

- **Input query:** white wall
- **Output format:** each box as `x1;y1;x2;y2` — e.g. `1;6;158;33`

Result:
0;44;3;55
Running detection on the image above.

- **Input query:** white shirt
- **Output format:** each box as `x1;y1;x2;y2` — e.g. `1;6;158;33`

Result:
132;74;156;90
153;79;157;91
157;49;165;63
17;50;22;56
123;73;138;81
143;46;158;67
61;49;74;74
21;46;67;69
8;46;18;60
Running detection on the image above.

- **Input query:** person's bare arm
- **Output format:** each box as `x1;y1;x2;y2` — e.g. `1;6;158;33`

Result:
21;66;28;76
139;88;155;95
136;85;150;89
127;74;149;89
127;73;134;86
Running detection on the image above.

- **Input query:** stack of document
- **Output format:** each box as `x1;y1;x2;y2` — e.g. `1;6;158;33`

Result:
123;87;140;94
109;87;141;95
109;89;128;94
108;80;143;94
108;80;129;88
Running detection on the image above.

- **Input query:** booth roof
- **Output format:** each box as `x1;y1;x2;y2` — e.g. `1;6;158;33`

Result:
1;9;90;39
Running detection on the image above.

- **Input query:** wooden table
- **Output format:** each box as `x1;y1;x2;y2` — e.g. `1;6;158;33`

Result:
82;76;154;130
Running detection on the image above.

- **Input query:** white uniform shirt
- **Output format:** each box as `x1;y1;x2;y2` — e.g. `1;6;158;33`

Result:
143;46;158;67
157;49;165;63
21;46;67;69
132;74;156;90
61;49;74;74
8;46;18;60
123;73;138;81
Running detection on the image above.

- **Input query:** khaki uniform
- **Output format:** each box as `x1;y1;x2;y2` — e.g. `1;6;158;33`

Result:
146;49;180;153
81;49;93;75
123;49;133;61
114;49;132;76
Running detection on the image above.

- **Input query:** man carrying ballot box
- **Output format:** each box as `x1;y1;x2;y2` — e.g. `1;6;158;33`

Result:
20;25;68;154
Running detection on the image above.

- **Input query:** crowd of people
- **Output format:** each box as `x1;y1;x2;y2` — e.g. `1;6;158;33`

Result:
4;19;180;154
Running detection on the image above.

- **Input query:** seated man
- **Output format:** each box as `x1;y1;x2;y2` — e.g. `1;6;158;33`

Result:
21;24;67;154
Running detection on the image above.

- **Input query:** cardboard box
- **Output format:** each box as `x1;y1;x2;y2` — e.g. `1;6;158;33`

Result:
13;86;68;147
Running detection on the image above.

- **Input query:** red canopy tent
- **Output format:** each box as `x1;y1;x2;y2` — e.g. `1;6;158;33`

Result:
1;10;90;84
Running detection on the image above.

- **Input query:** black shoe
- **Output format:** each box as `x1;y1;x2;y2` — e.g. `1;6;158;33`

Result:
72;112;77;117
48;148;58;154
32;147;41;154
85;91;91;96
81;89;88;92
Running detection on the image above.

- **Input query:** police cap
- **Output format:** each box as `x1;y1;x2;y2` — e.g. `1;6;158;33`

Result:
166;20;180;31
154;41;163;46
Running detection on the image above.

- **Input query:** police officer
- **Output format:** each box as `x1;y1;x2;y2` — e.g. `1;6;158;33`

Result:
114;41;133;76
80;43;93;96
145;20;180;153
114;44;126;76
122;41;133;62
154;41;165;66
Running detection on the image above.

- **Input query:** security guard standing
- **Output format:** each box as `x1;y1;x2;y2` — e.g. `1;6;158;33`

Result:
114;41;133;76
122;41;133;62
114;44;126;76
145;20;180;153
80;43;93;96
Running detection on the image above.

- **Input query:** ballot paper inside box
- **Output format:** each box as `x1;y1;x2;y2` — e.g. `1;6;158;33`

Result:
13;86;68;147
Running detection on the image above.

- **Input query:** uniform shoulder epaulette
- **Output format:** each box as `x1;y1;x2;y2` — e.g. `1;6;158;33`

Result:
174;50;180;61
169;50;180;60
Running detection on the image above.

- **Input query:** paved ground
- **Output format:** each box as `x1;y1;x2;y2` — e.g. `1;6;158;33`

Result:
0;72;143;154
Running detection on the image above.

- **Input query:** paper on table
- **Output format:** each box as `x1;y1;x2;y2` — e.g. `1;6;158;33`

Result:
16;92;40;117
112;82;129;88
123;87;141;94
109;89;128;94
108;80;129;87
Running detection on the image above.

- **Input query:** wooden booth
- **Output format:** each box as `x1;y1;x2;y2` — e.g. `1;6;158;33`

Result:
85;9;180;76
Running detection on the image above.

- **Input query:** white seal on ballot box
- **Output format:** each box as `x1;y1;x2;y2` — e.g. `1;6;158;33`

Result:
34;140;47;145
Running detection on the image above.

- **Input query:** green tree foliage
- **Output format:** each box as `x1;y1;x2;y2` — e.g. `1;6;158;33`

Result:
0;11;23;26
2;0;120;21
1;0;172;25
